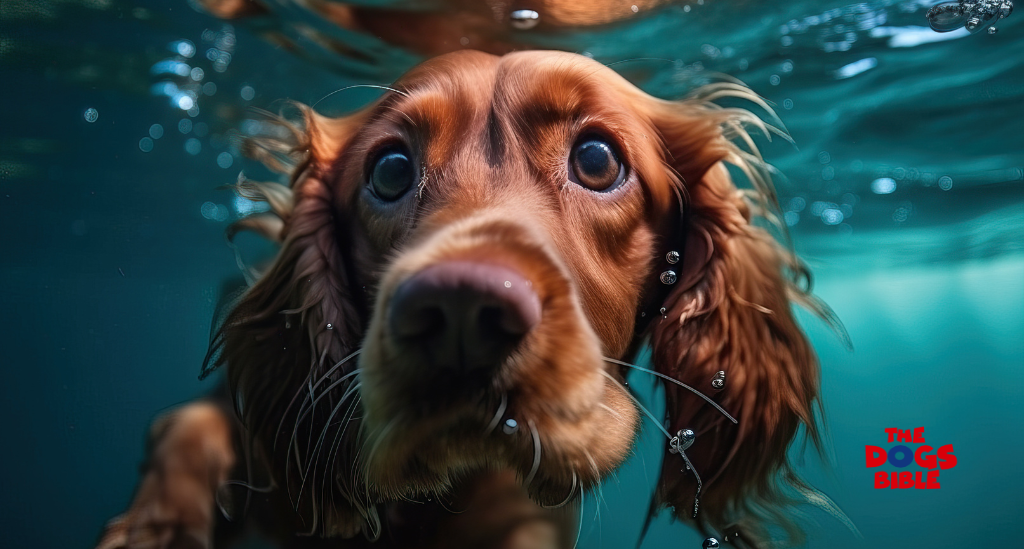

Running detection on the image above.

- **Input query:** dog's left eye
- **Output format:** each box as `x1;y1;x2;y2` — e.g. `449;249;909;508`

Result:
569;137;625;192
370;149;416;201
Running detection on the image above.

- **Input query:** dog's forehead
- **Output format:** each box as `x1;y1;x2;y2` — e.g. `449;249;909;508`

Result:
390;50;638;121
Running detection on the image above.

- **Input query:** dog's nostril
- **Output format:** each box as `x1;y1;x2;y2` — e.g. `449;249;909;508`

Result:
477;304;527;338
395;302;447;340
388;261;541;374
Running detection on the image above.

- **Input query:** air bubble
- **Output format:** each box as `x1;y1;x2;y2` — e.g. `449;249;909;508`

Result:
928;2;970;31
173;39;196;58
938;176;953;190
83;108;99;123
927;0;1014;34
871;177;896;194
139;137;154;153
510;9;540;30
201;201;229;221
893;206;911;223
821;208;844;225
670;429;695;453
503;418;519;434
711;371;726;390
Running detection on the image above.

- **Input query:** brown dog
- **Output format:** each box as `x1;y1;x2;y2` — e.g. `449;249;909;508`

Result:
98;50;827;549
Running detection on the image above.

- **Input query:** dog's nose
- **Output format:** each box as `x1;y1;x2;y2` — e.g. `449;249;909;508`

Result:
388;261;541;377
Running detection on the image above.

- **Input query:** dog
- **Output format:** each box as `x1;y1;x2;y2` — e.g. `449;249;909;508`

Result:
97;50;830;549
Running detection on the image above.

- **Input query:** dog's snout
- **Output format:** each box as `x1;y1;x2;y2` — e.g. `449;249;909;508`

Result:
388;261;541;375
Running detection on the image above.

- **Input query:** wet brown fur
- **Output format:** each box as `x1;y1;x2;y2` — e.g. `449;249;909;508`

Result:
99;51;830;549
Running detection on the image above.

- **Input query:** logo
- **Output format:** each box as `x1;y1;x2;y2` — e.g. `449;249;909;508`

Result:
865;427;957;489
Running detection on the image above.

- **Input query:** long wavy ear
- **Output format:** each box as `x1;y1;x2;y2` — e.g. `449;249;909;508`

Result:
644;87;832;547
202;105;374;537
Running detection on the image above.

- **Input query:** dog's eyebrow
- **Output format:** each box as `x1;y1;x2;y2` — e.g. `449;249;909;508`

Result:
363;90;416;127
490;84;588;145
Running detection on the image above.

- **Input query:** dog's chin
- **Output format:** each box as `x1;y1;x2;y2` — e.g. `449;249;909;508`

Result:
357;373;639;507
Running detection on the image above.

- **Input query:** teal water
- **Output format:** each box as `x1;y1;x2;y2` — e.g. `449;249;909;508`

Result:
1;1;1022;547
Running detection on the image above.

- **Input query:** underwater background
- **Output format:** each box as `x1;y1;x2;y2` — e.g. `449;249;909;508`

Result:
1;0;1021;547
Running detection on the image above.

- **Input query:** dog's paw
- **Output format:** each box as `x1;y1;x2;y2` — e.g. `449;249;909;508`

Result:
96;511;208;549
97;403;235;549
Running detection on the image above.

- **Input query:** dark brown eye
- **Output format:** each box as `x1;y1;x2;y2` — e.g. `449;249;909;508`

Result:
370;149;416;201
569;138;624;192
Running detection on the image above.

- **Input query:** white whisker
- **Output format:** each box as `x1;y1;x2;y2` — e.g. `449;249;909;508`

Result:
573;487;585;549
296;382;361;508
525;419;541;486
311;84;409;110
597;402;623;421
600;370;673;440
603;357;737;424
275;349;362;453
541;471;578;509
296;383;360;508
485;392;508;434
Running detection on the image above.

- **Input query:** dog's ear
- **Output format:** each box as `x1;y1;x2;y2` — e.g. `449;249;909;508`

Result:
211;105;368;434
643;91;823;545
204;105;371;537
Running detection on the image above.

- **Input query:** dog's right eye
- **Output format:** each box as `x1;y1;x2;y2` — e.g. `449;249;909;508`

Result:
369;150;416;201
569;137;625;192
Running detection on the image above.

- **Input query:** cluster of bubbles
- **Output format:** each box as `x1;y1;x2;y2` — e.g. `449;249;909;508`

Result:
79;1;1003;234
776;0;1005;55
759;1;1014;233
777;1;896;53
200;201;230;222
780;150;961;231
128;25;258;222
926;0;1014;34
149;26;236;117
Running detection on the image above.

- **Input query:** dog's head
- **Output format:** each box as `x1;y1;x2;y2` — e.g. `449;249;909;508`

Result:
212;50;824;544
